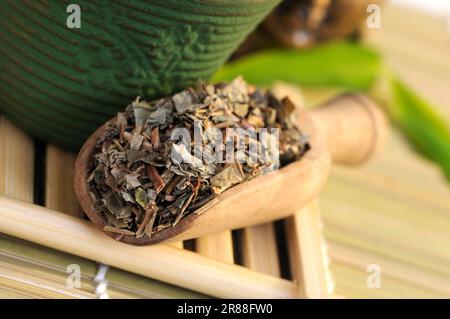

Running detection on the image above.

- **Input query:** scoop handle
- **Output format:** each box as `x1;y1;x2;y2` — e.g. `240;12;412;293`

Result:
310;94;388;165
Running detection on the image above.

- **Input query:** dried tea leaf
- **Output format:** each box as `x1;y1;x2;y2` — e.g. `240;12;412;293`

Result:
173;90;192;114
130;133;144;150
170;143;205;175
133;106;151;126
102;191;126;216
135;187;149;209
210;163;245;194
121;190;135;203
147;107;170;127
87;77;309;239
125;174;141;189
233;103;249;117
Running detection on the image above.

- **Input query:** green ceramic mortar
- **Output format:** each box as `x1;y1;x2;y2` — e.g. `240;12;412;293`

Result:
0;0;280;150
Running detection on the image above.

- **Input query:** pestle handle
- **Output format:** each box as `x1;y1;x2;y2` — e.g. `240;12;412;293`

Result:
310;94;388;165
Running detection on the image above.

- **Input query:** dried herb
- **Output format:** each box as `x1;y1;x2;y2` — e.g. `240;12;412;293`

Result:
87;77;309;239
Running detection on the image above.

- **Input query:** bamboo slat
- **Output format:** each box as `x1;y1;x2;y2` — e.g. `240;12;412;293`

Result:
328;242;450;297
45;145;83;218
0;262;90;299
319;122;450;296
0;234;207;299
285;200;332;298
168;241;183;249
196;232;234;263
0;116;34;202
0;195;298;299
241;224;280;276
0;286;35;299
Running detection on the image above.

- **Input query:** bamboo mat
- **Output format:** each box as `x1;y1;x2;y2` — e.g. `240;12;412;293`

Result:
319;4;450;298
0;234;208;299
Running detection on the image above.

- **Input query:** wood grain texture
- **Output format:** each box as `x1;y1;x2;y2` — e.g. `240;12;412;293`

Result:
321;132;450;298
0;195;298;299
311;94;388;165
0;116;34;202
196;231;234;263
241;224;280;276
0;234;207;299
168;241;184;249
328;242;450;298
45;145;83;218
285;200;332;298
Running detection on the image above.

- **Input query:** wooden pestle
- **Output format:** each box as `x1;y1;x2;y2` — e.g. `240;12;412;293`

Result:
310;94;388;165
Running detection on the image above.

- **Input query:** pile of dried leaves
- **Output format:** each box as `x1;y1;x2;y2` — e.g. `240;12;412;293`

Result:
87;77;309;239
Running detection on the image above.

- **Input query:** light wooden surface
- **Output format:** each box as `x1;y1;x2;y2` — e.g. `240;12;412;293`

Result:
0;233;208;299
0;195;298;299
321;131;450;298
46;145;82;218
168;241;184;249
286;200;332;298
242;224;280;276
319;4;450;298
0;117;34;202
196;231;235;263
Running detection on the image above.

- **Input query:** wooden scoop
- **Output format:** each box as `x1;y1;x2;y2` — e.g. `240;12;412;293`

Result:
74;94;388;245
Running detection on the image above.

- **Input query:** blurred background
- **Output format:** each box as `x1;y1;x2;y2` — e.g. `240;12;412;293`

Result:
392;0;450;16
323;0;450;298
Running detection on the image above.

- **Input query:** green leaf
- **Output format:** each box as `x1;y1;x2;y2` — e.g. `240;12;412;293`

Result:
135;187;149;209
213;41;381;90
388;76;450;179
